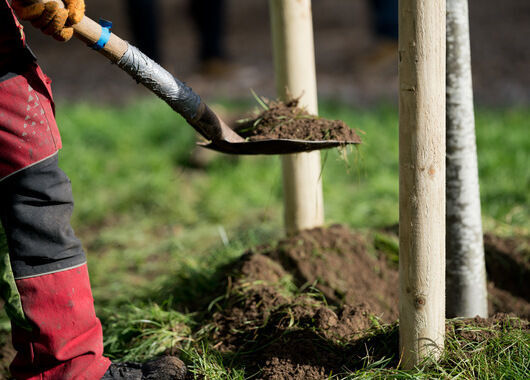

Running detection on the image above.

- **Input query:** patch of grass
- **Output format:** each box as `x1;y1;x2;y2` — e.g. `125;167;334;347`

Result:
101;302;194;362
181;345;247;380
338;317;529;379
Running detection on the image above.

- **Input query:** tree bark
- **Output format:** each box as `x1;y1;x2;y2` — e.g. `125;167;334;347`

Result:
446;0;488;318
398;0;446;369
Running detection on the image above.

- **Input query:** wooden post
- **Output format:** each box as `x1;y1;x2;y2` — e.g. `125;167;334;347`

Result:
398;0;446;369
269;0;324;235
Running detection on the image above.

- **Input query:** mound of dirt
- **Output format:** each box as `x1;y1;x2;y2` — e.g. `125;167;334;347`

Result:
448;313;529;344
206;225;530;379
236;99;362;143
485;233;530;318
262;225;399;321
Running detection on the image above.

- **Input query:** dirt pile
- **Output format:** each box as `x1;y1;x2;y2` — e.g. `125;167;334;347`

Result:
485;233;530;319
209;256;398;378
206;225;530;379
236;100;362;143
448;313;529;344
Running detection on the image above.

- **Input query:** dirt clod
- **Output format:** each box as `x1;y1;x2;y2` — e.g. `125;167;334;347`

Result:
142;356;187;380
448;313;529;343
237;99;362;143
484;233;530;319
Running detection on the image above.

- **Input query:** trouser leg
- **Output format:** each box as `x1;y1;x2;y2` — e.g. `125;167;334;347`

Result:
126;0;161;61
189;0;227;61
0;155;110;379
371;0;399;40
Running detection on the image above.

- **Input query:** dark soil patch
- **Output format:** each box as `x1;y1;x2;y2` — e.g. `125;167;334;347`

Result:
484;233;530;301
205;225;530;379
483;233;530;319
0;331;15;379
236;99;362;143
261;225;399;321
448;313;529;344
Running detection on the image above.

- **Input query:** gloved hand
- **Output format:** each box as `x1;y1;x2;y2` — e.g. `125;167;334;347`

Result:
12;0;85;41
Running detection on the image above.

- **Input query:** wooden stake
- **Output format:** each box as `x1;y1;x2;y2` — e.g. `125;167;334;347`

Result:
269;0;324;235
398;0;446;368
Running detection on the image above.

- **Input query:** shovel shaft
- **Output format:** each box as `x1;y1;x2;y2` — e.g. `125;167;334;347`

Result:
43;0;242;143
43;0;127;62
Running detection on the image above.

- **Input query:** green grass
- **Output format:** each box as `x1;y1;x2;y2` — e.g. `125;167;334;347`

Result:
339;319;529;379
1;98;528;378
57;100;529;233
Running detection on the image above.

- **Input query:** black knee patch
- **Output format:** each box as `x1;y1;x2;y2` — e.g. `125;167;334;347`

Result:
0;155;86;279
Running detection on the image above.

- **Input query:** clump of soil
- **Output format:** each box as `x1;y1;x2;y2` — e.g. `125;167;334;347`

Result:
261;225;399;321
448;313;529;343
205;225;530;379
237;99;362;143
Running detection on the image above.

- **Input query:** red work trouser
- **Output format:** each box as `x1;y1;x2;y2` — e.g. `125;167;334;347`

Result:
1;64;111;379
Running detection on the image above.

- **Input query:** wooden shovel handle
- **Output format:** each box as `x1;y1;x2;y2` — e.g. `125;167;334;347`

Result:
42;0;244;143
43;0;128;62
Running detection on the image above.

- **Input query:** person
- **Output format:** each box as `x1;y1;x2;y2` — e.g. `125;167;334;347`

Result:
370;0;398;42
125;0;161;62
127;0;231;76
0;1;185;378
362;0;399;67
189;0;230;76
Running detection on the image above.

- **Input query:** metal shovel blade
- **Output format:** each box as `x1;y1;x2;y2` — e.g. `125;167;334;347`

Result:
190;103;361;155
198;138;360;155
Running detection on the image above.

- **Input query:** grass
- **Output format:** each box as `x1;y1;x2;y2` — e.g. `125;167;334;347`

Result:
0;98;528;378
339;319;530;379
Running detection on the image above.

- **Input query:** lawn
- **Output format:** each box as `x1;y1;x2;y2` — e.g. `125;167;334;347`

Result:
1;99;528;378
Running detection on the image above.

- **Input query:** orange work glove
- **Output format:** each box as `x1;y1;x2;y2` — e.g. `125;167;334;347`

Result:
12;0;85;42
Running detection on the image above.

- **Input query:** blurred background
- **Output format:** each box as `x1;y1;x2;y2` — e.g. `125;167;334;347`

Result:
22;0;530;106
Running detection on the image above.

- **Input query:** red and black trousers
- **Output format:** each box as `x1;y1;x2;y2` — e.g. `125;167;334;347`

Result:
0;61;111;378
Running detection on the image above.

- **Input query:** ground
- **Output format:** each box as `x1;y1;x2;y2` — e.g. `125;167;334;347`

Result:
1;101;527;378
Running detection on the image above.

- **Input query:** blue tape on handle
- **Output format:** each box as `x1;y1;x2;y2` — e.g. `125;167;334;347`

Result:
92;19;112;50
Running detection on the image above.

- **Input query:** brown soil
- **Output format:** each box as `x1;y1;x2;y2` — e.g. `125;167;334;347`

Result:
206;225;530;379
448;313;529;343
484;233;530;319
236;100;362;143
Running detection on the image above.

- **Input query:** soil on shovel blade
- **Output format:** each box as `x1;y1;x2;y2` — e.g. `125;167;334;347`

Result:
236;99;362;143
204;225;530;379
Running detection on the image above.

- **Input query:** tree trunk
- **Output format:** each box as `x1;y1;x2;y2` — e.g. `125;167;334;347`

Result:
446;0;488;318
398;0;446;369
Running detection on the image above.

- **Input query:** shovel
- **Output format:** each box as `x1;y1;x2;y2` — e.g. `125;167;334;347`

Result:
45;0;359;155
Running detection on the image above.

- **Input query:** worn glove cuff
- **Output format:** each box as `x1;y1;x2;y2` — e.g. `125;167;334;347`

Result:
64;0;85;26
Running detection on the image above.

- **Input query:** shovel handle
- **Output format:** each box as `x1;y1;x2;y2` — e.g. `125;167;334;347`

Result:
42;0;243;143
43;0;128;62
